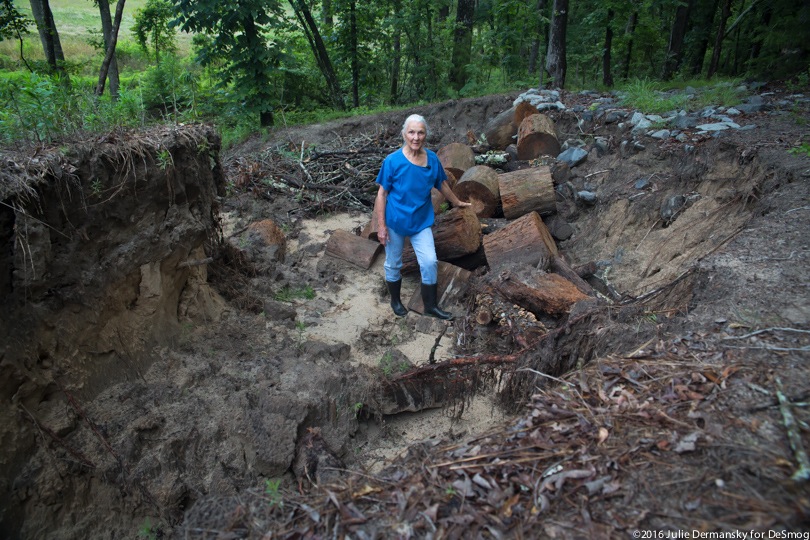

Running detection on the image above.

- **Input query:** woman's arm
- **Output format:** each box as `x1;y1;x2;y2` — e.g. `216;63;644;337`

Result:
439;182;472;208
375;185;389;245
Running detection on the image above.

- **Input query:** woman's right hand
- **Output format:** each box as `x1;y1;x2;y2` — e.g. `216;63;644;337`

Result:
378;226;387;246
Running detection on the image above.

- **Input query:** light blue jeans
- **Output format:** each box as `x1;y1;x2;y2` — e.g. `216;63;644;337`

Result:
384;227;438;285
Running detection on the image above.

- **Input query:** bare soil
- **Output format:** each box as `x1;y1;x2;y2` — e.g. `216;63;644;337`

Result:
2;88;810;539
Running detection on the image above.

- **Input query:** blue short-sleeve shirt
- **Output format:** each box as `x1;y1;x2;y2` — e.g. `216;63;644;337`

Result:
376;149;447;236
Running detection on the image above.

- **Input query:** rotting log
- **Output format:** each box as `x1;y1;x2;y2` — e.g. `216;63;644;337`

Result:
407;261;472;314
550;256;595;297
454;165;500;218
498;166;556;219
437;143;476;179
402;207;481;274
325;230;383;270
483;102;540;150
517;114;561;160
482;211;558;270
486;264;588;317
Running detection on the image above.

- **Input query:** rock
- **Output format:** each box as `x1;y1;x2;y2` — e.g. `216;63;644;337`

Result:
546;215;574;241
651;129;670;140
676;133;689;142
631;118;652;132
604;111;623;123
696;122;731;131
633;141;646;151
301;340;351;363
630;112;646;125
661;195;686;223
578;191;597;205
672;115;699;129
557;147;588;168
264;299;297;322
634;177;651;190
594;137;609;155
726;107;740;115
739;124;757;131
736;103;763;114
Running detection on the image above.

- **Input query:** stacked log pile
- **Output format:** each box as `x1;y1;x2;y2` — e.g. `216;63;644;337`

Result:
324;111;599;352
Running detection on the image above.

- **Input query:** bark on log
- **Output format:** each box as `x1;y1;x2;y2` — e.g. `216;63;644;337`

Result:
360;208;379;241
402;207;481;273
482;102;540;150
487;264;588;316
437;143;475;179
407;261;472;314
482;211;558;270
517;114;561;160
550;256;595;297
573;260;597;278
498;165;556;219
430;169;459;214
325;229;383;269
454;165;500;218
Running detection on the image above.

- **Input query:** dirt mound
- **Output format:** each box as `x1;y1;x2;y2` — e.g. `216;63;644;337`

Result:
2;90;809;539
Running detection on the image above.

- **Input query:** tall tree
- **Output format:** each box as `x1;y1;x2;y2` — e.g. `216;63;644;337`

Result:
602;8;614;87
289;0;345;111
28;0;66;76
687;0;719;76
349;0;358;107
94;0;124;96
174;0;284;126
708;0;733;78
621;10;638;80
0;0;33;71
97;0;119;99
544;0;568;88
528;0;548;77
389;0;401;104
449;0;474;91
661;0;695;80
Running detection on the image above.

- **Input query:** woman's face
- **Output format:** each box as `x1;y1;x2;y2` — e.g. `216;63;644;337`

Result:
403;121;426;153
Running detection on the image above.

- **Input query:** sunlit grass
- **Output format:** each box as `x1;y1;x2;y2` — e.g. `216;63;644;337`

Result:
616;77;745;114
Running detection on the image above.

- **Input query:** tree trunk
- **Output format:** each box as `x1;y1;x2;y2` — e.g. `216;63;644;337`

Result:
482;211;557;270
748;3;771;61
621;11;638;80
483;101;539;150
349;0;359;108
325;230;384;269
389;0;402;104
485;264;588;317
97;0;120;100
437;143;476;179
95;0;125;96
29;0;66;75
602;8;614;87
498;166;555;219
322;0;333;28
688;0;719;76
661;0;695;80
449;0;475;91
290;0;345;111
528;0;548;76
544;0;568;88
454;166;501;218
708;0;733;78
406;261;471;314
401;208;481;273
516;113;560;160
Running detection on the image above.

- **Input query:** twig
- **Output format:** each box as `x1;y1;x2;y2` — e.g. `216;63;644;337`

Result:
584;169;611;179
776;377;810;482
721;345;810;352
786;206;810;214
722;327;810;340
428;325;447;364
177;257;214;268
19;403;96;469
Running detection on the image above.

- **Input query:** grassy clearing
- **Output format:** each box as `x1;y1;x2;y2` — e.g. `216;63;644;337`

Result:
617;77;745;114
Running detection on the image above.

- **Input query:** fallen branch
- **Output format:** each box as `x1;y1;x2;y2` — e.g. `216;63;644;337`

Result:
776;377;810;482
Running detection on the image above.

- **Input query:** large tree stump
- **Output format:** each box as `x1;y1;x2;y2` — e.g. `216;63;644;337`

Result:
498;166;556;219
402;207;481;274
517;114;560;160
407;261;472;314
482;211;557;270
437;143;475;179
325;230;383;269
453;165;500;218
485;263;588;316
483;102;540;150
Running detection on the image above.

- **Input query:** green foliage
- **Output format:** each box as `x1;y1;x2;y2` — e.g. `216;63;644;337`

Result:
378;350;409;378
132;0;177;62
0;0;32;42
618;78;690;114
274;285;315;302
137;518;157;540
264;478;284;508
788;143;810;158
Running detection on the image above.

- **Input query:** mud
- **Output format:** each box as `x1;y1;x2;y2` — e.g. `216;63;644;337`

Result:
1;89;809;539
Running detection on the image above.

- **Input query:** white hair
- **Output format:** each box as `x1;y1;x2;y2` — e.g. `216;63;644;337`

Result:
401;114;430;137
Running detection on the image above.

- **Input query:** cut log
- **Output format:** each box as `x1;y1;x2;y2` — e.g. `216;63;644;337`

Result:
550;256;596;297
482;211;557;270
446;245;487;271
498;166;556;219
517;114;561;160
402;207;482;273
437;143;475;179
482;102;540;151
486;264;588;316
325;230;383;269
454;165;500;218
360;208;379;242
573;260;597;278
430;169;459;214
407;261;472;314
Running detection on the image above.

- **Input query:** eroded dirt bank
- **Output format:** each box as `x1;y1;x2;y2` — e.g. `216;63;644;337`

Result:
1;90;809;539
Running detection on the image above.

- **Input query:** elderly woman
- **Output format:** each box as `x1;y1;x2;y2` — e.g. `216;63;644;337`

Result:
375;114;472;319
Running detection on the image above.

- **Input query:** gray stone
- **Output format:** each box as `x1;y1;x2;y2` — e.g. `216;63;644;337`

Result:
736;103;763;114
701;107;716;118
739;124;757;131
646;114;664;124
726;107;740;115
676;133;689;142
672;115;699;129
605;110;625;123
661;195;686;223
577;191;597;204
633;141;646;151
630;112;646;125
696;122;730;131
631;119;652;132
634;177;651;190
557;147;588;167
264;299;297;322
651;129;670;140
594;137;609;155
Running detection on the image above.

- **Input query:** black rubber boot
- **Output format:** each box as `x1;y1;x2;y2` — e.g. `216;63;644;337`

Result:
386;279;408;317
421;283;453;320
